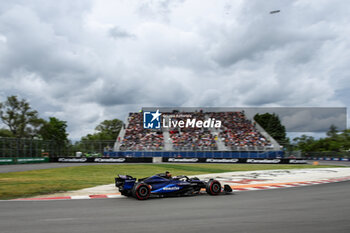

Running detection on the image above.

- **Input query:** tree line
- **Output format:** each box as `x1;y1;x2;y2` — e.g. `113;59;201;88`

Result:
292;126;350;152
0;96;123;145
254;112;349;153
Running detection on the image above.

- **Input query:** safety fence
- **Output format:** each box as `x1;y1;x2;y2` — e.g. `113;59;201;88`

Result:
0;138;115;158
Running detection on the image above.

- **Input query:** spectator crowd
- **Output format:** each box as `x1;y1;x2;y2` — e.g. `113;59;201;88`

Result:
119;113;164;151
119;111;272;151
166;111;218;151
208;112;272;150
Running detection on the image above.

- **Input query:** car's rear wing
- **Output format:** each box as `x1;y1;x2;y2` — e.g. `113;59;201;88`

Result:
115;174;136;188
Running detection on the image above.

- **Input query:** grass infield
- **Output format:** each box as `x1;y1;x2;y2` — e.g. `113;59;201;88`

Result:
0;163;339;199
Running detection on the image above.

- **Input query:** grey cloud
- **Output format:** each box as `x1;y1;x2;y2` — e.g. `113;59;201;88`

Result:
244;107;347;132
212;14;334;67
94;83;142;106
93;75;191;107
137;0;184;21
0;3;95;81
109;26;135;39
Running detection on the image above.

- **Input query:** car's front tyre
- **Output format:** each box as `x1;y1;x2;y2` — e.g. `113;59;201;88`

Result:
206;180;221;195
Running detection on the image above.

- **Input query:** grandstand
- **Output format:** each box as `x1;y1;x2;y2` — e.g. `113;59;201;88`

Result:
118;113;164;151
114;110;280;152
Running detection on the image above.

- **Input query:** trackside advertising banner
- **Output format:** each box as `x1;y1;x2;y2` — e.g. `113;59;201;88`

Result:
163;158;307;164
0;157;49;164
53;157;306;164
16;157;49;164
0;158;15;164
307;157;349;161
53;157;153;163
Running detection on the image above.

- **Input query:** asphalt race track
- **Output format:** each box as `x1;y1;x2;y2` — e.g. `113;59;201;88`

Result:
1;181;349;233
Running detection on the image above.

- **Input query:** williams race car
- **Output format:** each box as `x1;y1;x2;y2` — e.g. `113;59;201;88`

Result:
115;171;232;200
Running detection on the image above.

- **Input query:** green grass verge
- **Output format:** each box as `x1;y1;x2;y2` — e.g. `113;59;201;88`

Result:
0;164;339;199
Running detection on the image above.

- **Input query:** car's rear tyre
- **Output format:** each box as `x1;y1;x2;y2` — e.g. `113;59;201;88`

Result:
206;180;221;195
132;183;150;200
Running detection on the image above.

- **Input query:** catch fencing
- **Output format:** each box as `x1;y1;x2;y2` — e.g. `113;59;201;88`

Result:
0;137;115;158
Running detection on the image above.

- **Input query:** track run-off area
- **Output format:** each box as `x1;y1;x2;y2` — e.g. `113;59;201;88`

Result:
9;166;349;200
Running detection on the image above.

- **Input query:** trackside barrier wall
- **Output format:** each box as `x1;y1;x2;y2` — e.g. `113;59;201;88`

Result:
103;151;284;158
0;157;49;165
51;157;153;163
163;158;307;164
307;157;350;161
0;158;15;165
16;157;49;164
53;157;306;164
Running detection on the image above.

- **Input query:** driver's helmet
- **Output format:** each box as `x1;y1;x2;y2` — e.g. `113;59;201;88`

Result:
165;171;172;178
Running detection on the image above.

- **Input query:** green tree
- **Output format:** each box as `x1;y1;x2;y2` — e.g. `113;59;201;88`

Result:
292;135;317;152
39;117;69;146
254;113;287;144
339;129;350;150
81;119;123;141
293;126;350;153
95;119;123;137
0;128;13;137
326;124;338;138
0;96;43;138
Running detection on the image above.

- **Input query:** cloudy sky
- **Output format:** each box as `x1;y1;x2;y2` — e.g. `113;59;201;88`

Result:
0;0;349;140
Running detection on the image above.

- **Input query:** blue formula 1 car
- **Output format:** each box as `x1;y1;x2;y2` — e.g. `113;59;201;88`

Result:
115;171;232;200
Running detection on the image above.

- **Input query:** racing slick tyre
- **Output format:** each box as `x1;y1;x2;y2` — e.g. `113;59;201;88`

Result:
206;180;221;195
132;183;151;200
